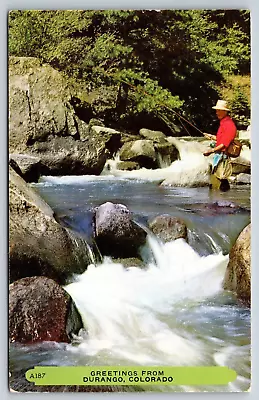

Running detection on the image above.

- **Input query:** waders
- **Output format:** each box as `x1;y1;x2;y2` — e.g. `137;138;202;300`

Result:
209;155;232;192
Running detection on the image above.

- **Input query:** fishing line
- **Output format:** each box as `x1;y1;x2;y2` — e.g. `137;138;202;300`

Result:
105;71;205;136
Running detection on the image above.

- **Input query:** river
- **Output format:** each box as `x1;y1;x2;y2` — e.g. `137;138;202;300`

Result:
9;171;251;393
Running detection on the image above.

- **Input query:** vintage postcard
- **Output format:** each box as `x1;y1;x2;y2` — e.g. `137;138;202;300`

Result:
8;9;251;393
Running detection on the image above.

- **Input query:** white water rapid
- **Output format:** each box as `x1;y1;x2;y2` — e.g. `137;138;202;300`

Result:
64;237;229;372
99;137;211;186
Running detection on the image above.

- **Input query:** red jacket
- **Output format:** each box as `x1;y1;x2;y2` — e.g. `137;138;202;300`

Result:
216;115;237;149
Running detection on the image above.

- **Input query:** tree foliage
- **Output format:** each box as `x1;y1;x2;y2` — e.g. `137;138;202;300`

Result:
8;9;250;133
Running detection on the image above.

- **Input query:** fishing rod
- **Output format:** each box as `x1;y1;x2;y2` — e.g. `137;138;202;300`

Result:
115;75;206;137
101;66;208;137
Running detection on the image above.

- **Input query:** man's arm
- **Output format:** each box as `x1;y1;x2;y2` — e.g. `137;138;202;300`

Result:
203;143;225;156
203;133;217;140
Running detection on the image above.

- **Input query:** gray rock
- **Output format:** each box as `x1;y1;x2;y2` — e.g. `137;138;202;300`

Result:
9;153;42;182
120;133;141;145
31;135;107;176
149;215;188;242
90;125;121;157
223;224;251;307
119;139;158;169
8;57;112;176
9;276;82;343
9;57;77;153
9;165;90;284
139;128;167;142
154;142;179;167
94;202;146;258
117;161;140;171
88;118;105;129
235;173;251;185
113;257;146;269
231;160;251;175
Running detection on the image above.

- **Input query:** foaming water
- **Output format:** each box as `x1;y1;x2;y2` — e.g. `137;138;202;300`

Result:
62;236;250;392
26;166;251;392
38;137;251;190
65;238;227;365
63;236;250;391
38;137;211;187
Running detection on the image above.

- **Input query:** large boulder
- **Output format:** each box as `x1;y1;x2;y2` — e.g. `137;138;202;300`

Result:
154;142;179;167
9;165;90;284
119;139;158;169
94;202;147;258
8;57;114;177
9;276;83;344
30;135;107;176
9;57;77;152
139;129;179;167
9;153;43;182
139;128;167;142
149;215;188;242
223;224;251;306
89;125;122;156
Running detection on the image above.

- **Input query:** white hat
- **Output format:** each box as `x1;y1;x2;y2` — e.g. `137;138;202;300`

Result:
212;100;230;111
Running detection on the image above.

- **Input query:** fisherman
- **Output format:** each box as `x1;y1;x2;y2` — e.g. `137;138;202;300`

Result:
203;99;237;191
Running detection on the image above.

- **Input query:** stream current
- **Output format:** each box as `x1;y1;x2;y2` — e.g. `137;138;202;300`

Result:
10;175;251;393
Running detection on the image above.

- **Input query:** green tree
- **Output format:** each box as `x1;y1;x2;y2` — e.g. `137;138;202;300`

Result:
8;9;250;134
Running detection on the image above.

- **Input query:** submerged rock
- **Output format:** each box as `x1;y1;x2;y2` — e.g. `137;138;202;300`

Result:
149;215;188;242
94;202;147;258
9;276;82;344
9;165;90;284
113;257;146;269
196;200;250;216
223;224;251;306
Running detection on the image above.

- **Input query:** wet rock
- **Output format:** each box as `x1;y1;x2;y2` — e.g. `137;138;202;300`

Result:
205;201;249;214
149;215;188;242
9;153;42;182
120;132;141;145
212;200;237;208
223;224;251;306
154;142;179;166
235;173;251;185
139;128;167;142
113;257;146;269
90;125;121;157
9;276;83;343
94;202;147;258
117;161;140;171
119;139;158;169
9;165;90;284
231;160;250;175
31;135;107;176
